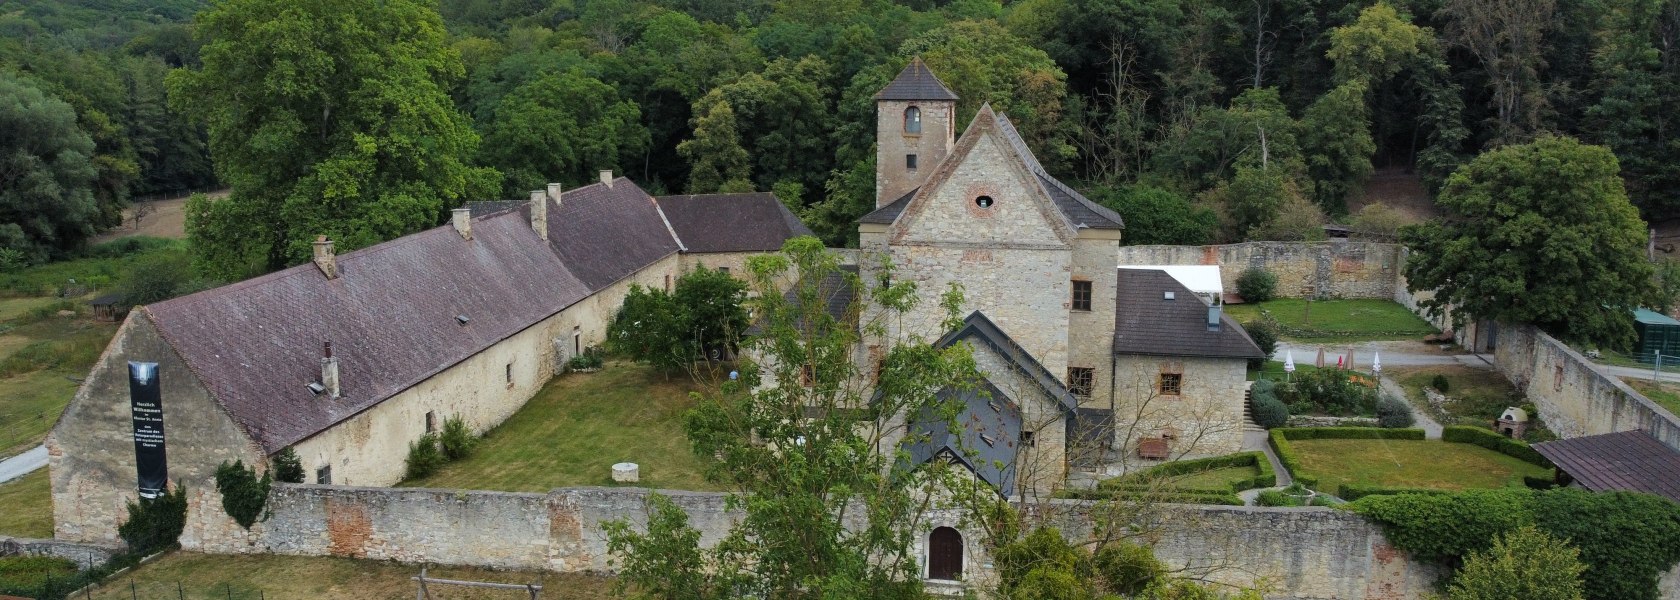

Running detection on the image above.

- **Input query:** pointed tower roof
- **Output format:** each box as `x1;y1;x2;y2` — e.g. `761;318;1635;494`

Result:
875;56;958;101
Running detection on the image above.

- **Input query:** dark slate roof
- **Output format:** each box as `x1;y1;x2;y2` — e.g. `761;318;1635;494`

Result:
145;212;593;452
1112;269;1266;359
936;311;1079;413
995;111;1123;231
859;187;917;225
466;200;525;218
655;192;814;253
902;380;1022;496
875;57;958;101
1534;431;1680;502
539;178;682;289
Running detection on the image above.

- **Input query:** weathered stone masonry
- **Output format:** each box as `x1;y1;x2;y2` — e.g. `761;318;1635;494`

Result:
1116;242;1405;300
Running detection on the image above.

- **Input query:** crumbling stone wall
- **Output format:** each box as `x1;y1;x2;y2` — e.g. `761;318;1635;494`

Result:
1116;242;1406;300
1493;324;1680;452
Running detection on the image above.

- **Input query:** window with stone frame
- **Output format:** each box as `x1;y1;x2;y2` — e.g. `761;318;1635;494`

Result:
316;465;332;485
1158;372;1183;396
1071;279;1092;311
905;106;922;134
1067;367;1094;398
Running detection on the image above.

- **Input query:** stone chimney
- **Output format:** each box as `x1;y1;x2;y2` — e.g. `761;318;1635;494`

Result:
321;341;340;398
452;208;472;240
531;188;550;241
312;236;337;280
599;170;614;187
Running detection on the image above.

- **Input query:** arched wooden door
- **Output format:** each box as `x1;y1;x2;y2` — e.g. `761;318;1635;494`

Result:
928;526;963;580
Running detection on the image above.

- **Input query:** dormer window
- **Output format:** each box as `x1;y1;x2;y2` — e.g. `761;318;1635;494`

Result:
905;106;922;134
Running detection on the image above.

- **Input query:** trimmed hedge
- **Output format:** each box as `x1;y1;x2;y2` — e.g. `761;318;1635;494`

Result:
1442;425;1552;467
1056;488;1245;506
1338;483;1451;501
1268;429;1317;489
1099;451;1276;493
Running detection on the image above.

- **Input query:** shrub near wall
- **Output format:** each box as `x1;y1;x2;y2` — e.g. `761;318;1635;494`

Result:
1441;426;1551;467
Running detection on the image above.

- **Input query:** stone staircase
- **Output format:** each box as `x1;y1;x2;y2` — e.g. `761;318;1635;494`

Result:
1241;382;1265;432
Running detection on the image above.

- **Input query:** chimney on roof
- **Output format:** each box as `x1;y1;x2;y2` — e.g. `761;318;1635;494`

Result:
599;170;613;187
452;207;472;240
321;341;340;399
1207;300;1222;331
537;183;559;241
312;236;338;280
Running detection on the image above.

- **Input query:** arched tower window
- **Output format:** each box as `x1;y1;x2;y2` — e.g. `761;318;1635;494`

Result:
904;106;922;134
928;527;963;580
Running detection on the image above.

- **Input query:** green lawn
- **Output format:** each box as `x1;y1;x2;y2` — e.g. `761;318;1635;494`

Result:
1621;378;1680;419
0;316;117;457
401;362;721;492
1290;438;1549;494
0;469;52;538
82;552;613;600
1225;299;1437;342
1248;360;1323;382
1394;365;1523;427
1159;466;1263;491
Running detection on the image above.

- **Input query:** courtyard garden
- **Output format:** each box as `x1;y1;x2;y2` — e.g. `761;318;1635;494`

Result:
399;361;722;492
1224;298;1437;342
1270;427;1552;499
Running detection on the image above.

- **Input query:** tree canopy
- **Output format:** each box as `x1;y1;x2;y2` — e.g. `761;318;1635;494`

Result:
1402;136;1655;350
0;74;100;262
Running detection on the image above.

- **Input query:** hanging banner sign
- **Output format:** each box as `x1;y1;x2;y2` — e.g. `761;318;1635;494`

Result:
128;361;168;499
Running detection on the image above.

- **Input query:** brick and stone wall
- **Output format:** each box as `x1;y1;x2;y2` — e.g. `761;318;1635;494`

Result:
1493;324;1680;452
0;535;120;568
1109;356;1248;463
1115;242;1405;300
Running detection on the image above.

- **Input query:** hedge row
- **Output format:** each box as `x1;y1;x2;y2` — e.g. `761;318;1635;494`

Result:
1441;425;1552;467
1098;451;1277;493
1268;429;1317;489
1056;488;1245;506
1338;484;1451;501
1276;427;1426;441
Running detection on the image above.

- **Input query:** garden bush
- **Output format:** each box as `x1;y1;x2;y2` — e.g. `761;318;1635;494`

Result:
213;459;271;529
117;485;187;556
1244;319;1279;368
1337;483;1449;501
1236;267;1277;303
567;347;604;371
1266;430;1317;489
405;432;446;479
1250;380;1289;429
1283;368;1378;416
1448;525;1586;600
440;415;477;461
273;447;305;483
1442;425;1550;467
1430;373;1450;393
1375;394;1415;428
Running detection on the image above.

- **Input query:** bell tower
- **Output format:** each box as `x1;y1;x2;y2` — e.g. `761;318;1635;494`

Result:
875;57;957;208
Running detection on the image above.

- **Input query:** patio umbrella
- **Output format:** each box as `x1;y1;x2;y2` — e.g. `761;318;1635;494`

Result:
1315;348;1325;368
1284;351;1296;373
1372;352;1382;375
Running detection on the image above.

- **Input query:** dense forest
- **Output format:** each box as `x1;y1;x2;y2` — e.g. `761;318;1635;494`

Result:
3;0;1679;278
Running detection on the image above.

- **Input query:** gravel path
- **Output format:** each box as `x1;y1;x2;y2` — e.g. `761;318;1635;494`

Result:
0;445;47;484
1380;376;1443;439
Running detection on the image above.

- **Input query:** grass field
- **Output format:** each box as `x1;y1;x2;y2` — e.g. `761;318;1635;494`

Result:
1394;365;1522;427
0;469;52;538
81;552;614;600
1621;378;1680;418
0;315;118;458
401;362;722;492
1290;438;1550;494
1157;466;1263;491
1248;359;1323;382
1224;299;1437;342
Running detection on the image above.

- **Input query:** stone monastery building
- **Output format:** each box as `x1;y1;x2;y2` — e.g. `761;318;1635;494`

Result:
48;58;1262;545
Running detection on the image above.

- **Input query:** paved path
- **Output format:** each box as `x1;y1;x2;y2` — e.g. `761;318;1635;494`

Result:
0;445;46;484
1239;429;1293;505
1379;376;1443;439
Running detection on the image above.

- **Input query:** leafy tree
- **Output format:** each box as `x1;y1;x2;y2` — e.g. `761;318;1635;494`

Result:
1327;3;1427;85
1401;136;1656;350
704;56;837;195
480;68;647;196
1583;0;1680;221
0;73;99;263
1085;184;1215;246
1236;268;1278;303
1448;525;1586;600
608;266;749;371
678;93;753;194
605;237;979;599
1300;81;1375;214
1438;0;1557;145
1346;203;1414;242
1153;88;1300;191
168;0;499;280
898;21;1074;165
272;447;306;484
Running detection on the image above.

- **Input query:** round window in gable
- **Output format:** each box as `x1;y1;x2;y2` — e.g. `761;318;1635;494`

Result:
974;195;994;209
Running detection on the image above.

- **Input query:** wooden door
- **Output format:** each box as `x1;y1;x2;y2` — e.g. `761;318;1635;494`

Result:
928;527;963;580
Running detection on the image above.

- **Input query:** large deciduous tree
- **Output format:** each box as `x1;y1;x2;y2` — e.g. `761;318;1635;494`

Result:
480;68;647;196
0;74;99;263
168;0;498;280
677;92;753;194
1402;136;1655;349
607;266;749;373
1439;0;1557;145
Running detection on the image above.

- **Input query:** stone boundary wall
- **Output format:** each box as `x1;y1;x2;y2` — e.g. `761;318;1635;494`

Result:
0;535;118;568
181;484;1446;599
1114;242;1405;300
1493;324;1680;452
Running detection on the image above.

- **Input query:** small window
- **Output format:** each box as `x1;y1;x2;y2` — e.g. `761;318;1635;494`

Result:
718;266;730;276
905;106;922;134
1067;367;1094;398
1071;280;1092;311
316;466;332;485
906;154;918;170
425;411;436;433
573;326;582;356
1158;373;1183;396
974;195;994;209
1021;430;1036;446
505;362;514;385
800;364;815;387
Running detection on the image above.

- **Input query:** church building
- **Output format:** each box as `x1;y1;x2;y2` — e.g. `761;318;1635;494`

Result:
860;60;1265;496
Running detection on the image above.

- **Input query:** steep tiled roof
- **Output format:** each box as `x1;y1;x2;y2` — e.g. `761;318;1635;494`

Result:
748;265;859;337
656;192;814;253
902;380;1022;496
936;311;1079;413
540;178;682;289
145;212;593;452
994;111;1123;231
1534;431;1680;502
875;57;958;101
859;188;917;224
1112;269;1265;359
